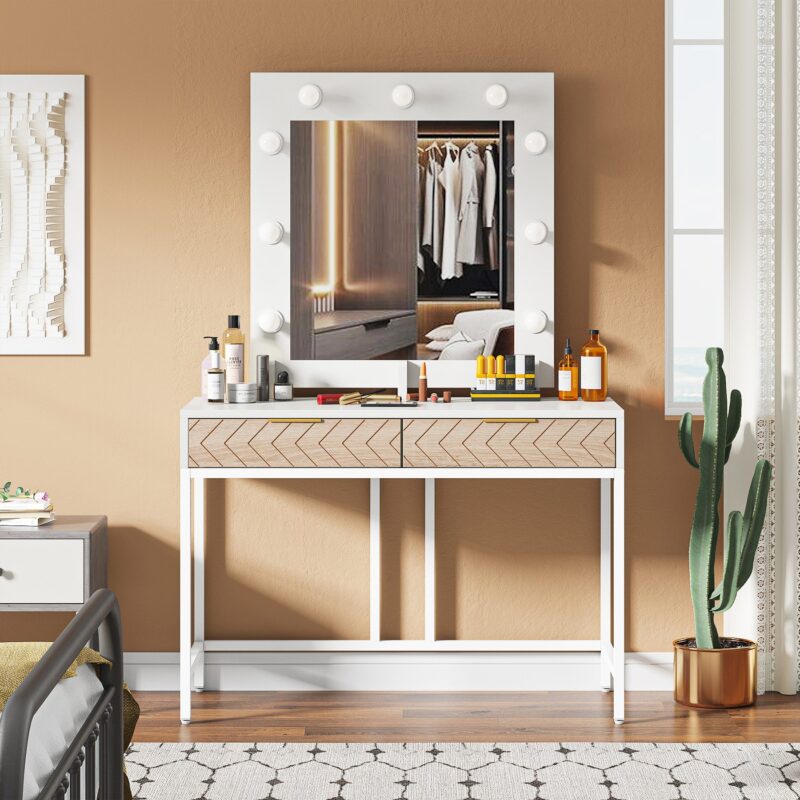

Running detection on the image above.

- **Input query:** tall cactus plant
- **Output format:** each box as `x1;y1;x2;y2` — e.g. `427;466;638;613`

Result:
677;348;772;649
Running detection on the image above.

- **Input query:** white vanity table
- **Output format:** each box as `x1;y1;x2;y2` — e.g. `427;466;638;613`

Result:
179;397;625;723
180;71;625;724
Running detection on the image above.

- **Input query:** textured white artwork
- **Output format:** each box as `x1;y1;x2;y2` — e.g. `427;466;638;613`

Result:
0;76;84;354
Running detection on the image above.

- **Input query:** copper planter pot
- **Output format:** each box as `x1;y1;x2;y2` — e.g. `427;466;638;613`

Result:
673;637;757;709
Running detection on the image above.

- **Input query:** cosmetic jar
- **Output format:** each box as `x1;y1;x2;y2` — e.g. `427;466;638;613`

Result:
274;383;293;401
228;382;257;403
274;370;293;401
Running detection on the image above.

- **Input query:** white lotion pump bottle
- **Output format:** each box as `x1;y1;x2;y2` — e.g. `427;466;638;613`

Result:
201;336;224;397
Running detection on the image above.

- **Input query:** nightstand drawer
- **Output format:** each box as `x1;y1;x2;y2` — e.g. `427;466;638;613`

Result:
402;418;617;467
0;538;85;605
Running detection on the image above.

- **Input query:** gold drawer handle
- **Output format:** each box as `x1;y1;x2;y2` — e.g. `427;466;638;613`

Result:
268;418;324;423
482;418;539;423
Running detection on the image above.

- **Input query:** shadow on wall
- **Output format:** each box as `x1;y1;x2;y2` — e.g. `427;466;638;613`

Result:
0;525;177;647
434;479;601;641
549;74;695;650
202;476;605;643
0;525;326;652
0;610;76;643
2;418;695;654
1;408;696;655
205;478;372;641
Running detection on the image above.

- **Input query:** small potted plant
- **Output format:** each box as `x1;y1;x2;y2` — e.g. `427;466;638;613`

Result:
674;347;772;708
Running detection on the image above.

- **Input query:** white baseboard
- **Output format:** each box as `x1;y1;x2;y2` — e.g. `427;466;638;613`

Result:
125;651;674;692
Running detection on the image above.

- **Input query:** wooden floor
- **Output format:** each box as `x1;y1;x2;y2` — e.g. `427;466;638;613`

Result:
134;691;800;743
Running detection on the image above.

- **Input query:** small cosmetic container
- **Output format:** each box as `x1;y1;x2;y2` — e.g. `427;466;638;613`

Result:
256;355;270;401
274;370;293;401
228;382;257;403
514;353;526;391
274;384;293;401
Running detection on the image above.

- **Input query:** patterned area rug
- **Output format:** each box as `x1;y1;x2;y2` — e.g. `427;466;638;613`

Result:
127;742;800;799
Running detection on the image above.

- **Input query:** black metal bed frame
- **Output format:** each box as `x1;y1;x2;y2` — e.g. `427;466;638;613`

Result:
0;589;124;800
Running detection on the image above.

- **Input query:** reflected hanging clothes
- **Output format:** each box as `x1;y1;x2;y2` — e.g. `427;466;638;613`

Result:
483;145;498;269
422;150;444;267
456;142;485;266
437;144;462;280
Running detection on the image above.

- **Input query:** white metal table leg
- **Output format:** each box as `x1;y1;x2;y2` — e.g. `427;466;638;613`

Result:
192;477;206;691
179;470;192;723
424;478;436;642
600;478;612;691
369;478;381;642
613;471;626;724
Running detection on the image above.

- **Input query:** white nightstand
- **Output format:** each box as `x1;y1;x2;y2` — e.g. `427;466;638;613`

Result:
0;516;107;611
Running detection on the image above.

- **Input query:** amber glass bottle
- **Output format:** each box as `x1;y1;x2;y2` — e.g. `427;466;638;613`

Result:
557;338;579;400
580;329;607;401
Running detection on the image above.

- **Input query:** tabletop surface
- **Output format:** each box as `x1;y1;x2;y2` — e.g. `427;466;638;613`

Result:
182;396;624;419
0;515;106;535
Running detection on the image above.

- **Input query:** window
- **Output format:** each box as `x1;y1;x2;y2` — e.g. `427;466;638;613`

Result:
665;0;727;413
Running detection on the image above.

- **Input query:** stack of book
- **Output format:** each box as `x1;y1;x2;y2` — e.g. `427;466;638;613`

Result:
0;495;55;527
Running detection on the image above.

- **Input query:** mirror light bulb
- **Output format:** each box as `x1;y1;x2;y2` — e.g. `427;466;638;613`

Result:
524;131;548;155
258;130;284;155
485;84;508;108
524;310;548;334
298;83;323;108
258;220;284;245
392;84;415;108
258;309;285;334
524;221;548;245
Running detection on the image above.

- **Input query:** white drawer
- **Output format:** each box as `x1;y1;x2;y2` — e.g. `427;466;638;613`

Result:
0;538;85;604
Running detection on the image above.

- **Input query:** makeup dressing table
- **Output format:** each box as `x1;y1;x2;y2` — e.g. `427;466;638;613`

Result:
179;397;626;723
181;71;621;721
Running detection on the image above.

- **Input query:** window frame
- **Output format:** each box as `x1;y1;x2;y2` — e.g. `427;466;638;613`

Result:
664;0;729;416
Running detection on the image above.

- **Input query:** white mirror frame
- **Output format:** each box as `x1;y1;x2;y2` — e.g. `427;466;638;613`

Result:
250;72;554;389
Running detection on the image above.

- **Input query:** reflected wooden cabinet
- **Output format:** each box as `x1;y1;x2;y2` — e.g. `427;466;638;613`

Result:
290;120;418;360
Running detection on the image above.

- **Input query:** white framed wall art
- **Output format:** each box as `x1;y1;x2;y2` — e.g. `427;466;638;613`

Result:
0;74;85;355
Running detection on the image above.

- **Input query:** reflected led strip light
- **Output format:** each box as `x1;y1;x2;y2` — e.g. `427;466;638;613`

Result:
312;120;338;313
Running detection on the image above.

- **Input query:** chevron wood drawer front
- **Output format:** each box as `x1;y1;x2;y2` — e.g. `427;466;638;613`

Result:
188;418;402;468
402;418;616;468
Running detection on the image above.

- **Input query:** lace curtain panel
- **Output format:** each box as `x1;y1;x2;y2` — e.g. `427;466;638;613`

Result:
736;0;800;694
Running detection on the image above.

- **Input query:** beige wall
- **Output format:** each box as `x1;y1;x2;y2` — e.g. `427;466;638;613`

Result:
1;0;697;653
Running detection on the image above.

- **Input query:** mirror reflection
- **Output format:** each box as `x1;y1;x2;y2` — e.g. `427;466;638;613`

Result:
290;120;515;360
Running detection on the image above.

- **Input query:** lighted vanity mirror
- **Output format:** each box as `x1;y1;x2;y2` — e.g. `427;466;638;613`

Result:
250;72;554;388
290;120;515;362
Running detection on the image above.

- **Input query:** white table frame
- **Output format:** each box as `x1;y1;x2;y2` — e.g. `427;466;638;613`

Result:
179;400;625;724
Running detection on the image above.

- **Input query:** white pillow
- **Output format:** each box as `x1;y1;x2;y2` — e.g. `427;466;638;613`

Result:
429;329;471;352
425;324;456;341
439;338;485;360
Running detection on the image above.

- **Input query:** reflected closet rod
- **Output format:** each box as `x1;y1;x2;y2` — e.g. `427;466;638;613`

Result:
418;134;500;140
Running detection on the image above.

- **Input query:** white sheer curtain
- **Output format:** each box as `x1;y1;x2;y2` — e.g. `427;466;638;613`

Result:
726;0;799;694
